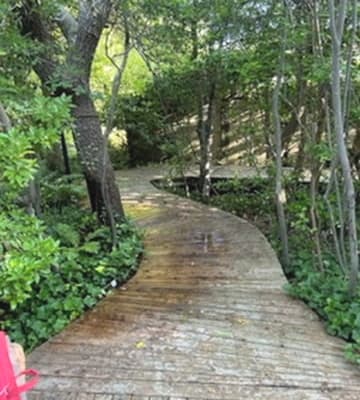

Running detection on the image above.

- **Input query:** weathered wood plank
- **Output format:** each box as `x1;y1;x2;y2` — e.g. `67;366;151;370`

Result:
28;166;360;399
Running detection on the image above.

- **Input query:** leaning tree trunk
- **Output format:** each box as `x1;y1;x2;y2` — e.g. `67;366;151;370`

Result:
18;1;125;223
73;92;124;221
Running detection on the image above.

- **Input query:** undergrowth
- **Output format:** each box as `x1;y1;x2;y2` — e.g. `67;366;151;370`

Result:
0;97;143;352
0;177;143;352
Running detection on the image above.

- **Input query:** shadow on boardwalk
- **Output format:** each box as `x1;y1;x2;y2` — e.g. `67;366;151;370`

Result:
28;166;360;399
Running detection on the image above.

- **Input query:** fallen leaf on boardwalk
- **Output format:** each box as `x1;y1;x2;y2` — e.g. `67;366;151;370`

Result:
233;318;248;326
135;341;146;349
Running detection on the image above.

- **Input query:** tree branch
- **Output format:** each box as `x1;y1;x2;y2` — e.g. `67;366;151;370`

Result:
18;2;58;88
67;0;112;81
101;18;131;248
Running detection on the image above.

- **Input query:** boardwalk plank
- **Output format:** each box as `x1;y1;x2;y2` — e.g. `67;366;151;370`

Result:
28;166;360;399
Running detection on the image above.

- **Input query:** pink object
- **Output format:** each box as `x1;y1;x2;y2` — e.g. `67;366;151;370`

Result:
0;332;39;400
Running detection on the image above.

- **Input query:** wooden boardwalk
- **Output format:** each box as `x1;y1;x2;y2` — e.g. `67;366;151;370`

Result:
28;166;360;399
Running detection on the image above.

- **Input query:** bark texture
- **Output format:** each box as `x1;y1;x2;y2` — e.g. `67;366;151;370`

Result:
272;14;290;269
328;0;358;295
73;92;123;218
197;85;216;198
19;1;124;222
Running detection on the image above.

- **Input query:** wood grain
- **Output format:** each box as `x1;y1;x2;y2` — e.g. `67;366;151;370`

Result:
28;166;360;399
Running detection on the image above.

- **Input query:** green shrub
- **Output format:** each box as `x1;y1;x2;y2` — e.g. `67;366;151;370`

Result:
0;95;143;352
108;131;130;170
0;95;71;312
0;132;37;202
40;173;86;210
1;208;143;351
0;210;59;310
286;255;360;364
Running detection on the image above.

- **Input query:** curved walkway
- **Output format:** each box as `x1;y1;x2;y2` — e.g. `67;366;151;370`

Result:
29;166;360;399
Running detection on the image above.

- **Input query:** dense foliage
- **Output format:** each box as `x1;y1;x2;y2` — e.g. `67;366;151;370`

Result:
0;94;142;351
2;205;142;351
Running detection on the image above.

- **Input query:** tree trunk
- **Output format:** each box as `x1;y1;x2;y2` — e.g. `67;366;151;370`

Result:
282;112;298;153
272;12;290;269
328;0;358;295
197;82;216;198
295;127;306;172
18;1;125;224
263;89;273;160
72;93;124;221
273;85;290;269
61;133;71;175
309;120;324;271
212;91;223;162
199;126;213;198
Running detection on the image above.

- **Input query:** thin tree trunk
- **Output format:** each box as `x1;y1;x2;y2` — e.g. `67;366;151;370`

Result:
273;85;290;269
272;12;290;269
190;3;216;198
326;110;348;269
324;156;346;272
199;129;213;198
102;21;131;247
328;0;358;295
295;127;306;172
309;121;324;271
198;82;216;198
212;91;223;162
314;5;346;272
60;133;71;175
263;88;273;160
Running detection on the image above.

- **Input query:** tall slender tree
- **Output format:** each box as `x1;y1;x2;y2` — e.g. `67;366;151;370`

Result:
328;0;358;295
